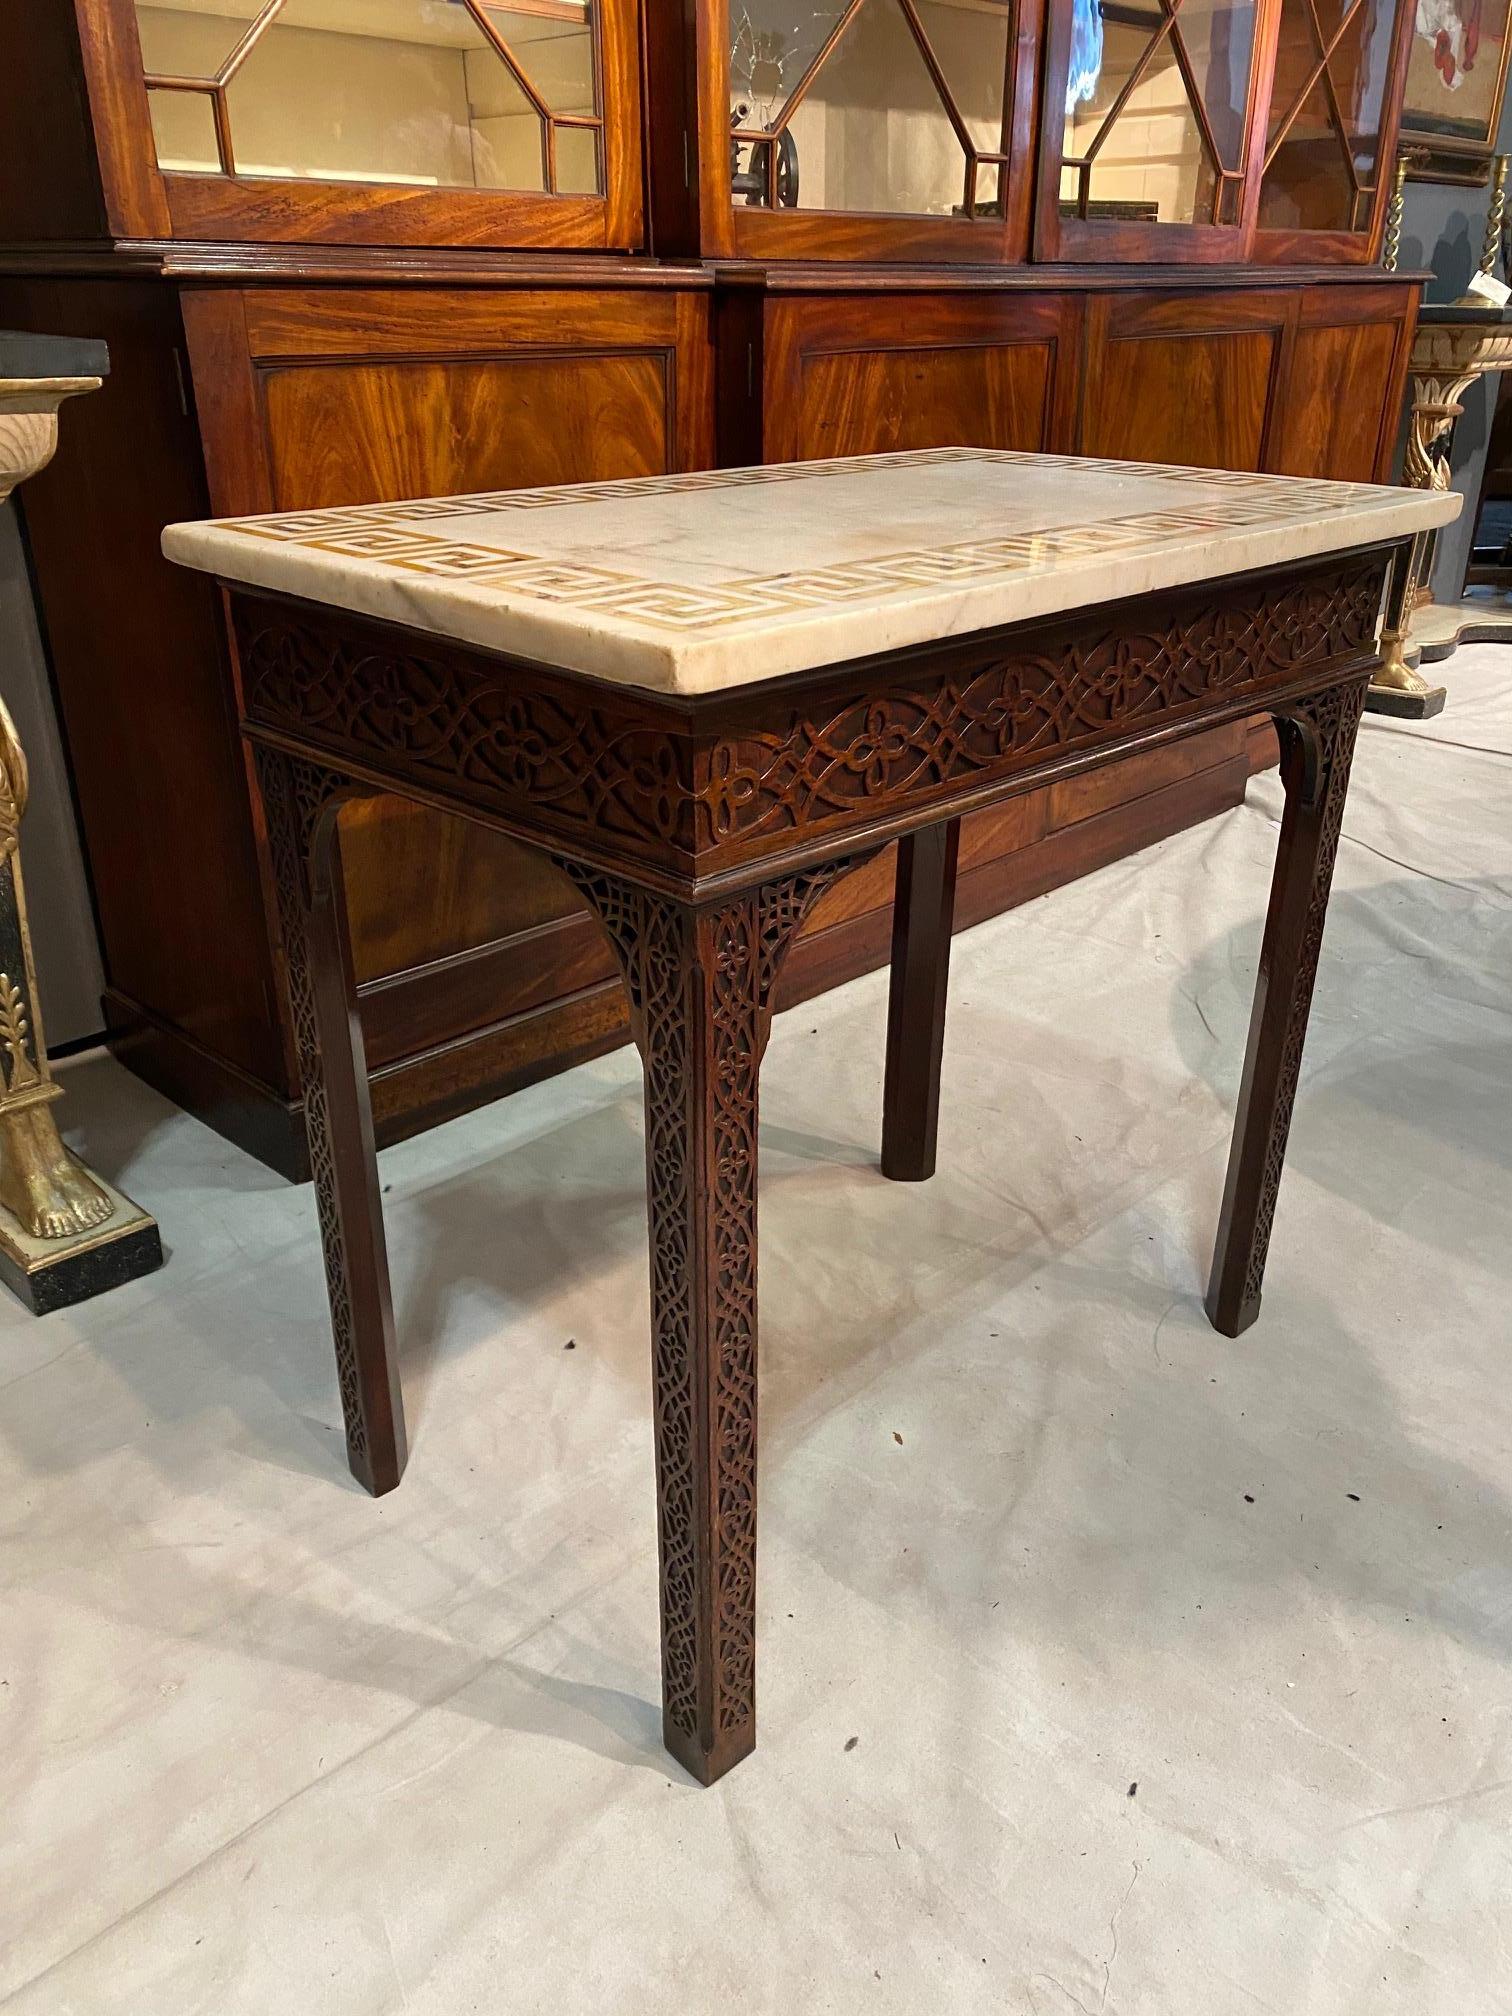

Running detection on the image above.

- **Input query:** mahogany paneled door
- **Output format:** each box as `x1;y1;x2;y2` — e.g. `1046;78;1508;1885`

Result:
1082;289;1291;470
727;288;1083;463
1082;282;1417;478
1265;284;1417;479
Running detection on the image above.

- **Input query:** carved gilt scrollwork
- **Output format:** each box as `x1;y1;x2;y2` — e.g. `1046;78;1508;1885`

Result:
1402;376;1478;493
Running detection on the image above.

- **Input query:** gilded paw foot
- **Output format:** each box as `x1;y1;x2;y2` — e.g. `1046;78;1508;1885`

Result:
0;1104;114;1240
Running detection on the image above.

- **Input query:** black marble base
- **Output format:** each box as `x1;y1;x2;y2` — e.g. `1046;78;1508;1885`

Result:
1416;619;1512;664
0;1217;163;1316
1365;681;1447;721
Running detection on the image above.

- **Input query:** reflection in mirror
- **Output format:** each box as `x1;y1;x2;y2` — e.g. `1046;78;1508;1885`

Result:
1259;0;1394;232
132;0;603;195
1060;0;1258;226
728;0;1011;219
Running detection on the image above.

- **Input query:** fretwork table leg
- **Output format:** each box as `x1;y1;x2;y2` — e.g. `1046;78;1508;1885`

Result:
564;853;862;1784
881;818;961;1183
256;746;407;1496
1206;679;1367;1337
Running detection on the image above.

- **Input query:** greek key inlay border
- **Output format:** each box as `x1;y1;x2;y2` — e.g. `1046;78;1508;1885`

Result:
211;449;1402;636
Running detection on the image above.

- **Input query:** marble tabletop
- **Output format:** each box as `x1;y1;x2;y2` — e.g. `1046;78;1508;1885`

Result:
162;448;1459;697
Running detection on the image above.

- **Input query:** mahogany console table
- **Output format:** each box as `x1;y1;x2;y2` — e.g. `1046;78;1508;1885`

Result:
166;449;1453;1786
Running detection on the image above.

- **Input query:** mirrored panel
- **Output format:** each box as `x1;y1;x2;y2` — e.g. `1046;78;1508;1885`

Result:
133;0;603;194
728;0;1011;218
1060;0;1259;226
1259;0;1396;232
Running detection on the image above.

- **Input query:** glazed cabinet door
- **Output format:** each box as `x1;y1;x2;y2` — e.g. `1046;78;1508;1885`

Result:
73;0;644;248
183;283;712;1131
681;0;1040;261
1034;0;1280;262
1251;0;1414;263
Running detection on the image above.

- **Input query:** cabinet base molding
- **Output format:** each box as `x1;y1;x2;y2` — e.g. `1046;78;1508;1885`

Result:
103;989;311;1182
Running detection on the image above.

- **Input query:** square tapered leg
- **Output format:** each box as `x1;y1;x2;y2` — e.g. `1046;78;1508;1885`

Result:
882;819;960;1183
1206;680;1366;1338
257;748;407;1496
567;855;861;1783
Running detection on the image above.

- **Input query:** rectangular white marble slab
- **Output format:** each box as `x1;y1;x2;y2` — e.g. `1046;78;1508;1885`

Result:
161;448;1459;697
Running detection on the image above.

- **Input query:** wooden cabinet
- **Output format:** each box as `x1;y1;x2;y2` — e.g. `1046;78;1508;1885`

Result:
1265;284;1415;478
1083;290;1289;468
706;269;1416;1017
0;3;1429;1176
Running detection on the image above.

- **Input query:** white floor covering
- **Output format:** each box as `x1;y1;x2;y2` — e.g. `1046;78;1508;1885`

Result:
3;655;1510;2015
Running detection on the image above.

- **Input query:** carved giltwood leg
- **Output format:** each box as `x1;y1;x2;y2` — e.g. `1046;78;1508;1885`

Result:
564;855;859;1784
881;818;960;1183
256;747;407;1497
1206;680;1366;1338
0;698;113;1241
1368;525;1446;721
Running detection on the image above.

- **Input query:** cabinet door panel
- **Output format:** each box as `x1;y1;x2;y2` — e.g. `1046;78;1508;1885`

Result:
1251;0;1415;265
185;284;712;1071
1083;294;1286;469
1034;0;1272;264
1268;320;1398;479
761;294;1082;463
86;0;644;248
796;341;1053;460
1266;286;1414;482
263;352;671;509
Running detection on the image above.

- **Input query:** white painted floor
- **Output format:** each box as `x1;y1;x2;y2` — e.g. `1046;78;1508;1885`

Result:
4;656;1510;2016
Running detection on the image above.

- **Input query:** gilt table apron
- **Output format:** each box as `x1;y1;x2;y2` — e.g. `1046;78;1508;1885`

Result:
165;448;1455;1785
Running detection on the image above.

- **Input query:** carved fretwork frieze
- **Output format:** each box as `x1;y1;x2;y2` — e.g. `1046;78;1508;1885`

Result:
700;558;1384;847
234;553;1386;879
240;616;700;856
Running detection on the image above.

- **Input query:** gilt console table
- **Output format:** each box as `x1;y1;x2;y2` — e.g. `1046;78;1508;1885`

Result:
165;449;1454;1786
1371;305;1512;718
